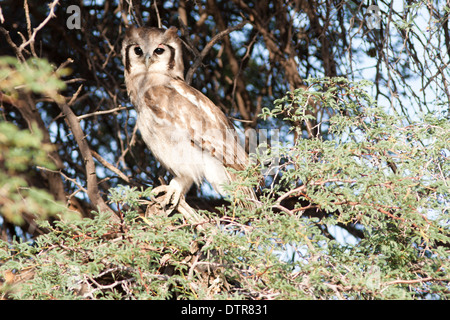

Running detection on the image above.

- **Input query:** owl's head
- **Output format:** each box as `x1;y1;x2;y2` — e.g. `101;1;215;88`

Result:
122;26;184;79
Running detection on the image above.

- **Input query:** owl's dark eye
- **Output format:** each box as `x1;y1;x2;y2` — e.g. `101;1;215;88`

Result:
134;46;143;56
154;47;165;55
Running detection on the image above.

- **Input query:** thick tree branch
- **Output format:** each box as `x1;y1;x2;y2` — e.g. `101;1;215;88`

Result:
57;100;117;220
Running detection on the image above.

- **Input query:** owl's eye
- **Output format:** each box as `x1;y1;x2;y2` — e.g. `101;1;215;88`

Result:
154;47;165;55
134;46;143;56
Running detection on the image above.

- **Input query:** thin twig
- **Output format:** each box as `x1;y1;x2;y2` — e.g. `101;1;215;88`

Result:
77;106;131;120
0;27;25;61
23;0;37;57
383;277;448;286
154;0;162;28
18;0;59;55
185;20;248;85
91;149;131;184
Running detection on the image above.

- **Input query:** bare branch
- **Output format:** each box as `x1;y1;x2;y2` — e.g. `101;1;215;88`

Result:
77;106;131;121
57;100;117;220
18;0;59;56
91;149;131;184
185;20;248;85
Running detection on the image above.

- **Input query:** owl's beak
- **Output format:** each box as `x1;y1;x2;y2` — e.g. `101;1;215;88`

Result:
144;54;152;68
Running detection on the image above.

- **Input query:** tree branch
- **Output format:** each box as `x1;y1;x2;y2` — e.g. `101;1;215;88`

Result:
18;0;59;58
57;100;117;220
185;20;248;85
90;149;131;185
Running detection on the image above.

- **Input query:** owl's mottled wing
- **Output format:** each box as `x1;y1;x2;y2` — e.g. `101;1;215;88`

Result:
143;79;249;171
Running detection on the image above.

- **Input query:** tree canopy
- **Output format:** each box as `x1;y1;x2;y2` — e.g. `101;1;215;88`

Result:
0;0;449;300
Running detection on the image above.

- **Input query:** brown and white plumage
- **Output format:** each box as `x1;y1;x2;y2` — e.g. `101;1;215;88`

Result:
122;26;257;210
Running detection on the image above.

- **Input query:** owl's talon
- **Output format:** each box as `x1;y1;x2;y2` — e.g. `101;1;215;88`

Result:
151;185;182;214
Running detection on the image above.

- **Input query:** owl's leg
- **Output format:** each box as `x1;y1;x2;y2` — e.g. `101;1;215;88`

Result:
151;177;192;214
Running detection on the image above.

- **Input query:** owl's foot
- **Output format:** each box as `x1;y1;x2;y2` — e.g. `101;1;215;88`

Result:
151;185;182;214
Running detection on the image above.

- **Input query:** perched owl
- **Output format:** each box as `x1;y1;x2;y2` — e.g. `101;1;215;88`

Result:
122;26;257;211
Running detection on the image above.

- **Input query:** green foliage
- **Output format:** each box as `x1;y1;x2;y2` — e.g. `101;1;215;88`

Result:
0;122;68;225
1;78;449;300
258;77;450;299
1;192;207;299
0;56;68;99
0;56;72;225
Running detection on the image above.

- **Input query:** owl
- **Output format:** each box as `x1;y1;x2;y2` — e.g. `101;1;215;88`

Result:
122;26;257;211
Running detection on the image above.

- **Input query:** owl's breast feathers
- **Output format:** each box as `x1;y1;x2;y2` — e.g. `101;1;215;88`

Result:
139;78;250;171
